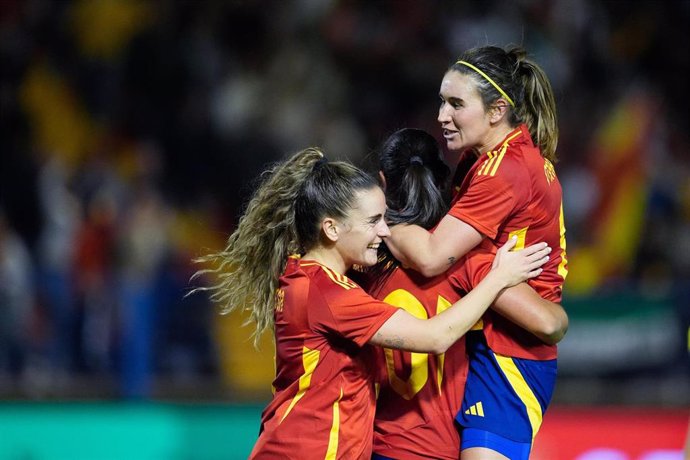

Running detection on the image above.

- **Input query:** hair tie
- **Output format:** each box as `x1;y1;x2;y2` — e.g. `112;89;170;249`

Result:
456;60;515;108
409;156;423;166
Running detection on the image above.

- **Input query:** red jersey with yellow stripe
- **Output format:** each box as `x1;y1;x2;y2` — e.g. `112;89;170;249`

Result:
367;266;467;460
448;124;568;360
249;257;398;460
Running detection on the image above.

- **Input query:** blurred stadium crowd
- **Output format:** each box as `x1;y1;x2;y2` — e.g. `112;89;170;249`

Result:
1;0;688;402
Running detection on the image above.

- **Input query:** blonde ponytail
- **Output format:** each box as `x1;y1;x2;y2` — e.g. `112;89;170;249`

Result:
192;148;325;347
512;48;559;162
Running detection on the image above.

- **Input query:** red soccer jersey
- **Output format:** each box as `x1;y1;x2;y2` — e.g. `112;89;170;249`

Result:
367;266;468;460
447;124;568;360
249;257;398;460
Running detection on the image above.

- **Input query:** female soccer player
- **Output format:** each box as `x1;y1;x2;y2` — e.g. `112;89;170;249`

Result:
367;128;567;460
384;46;568;460
195;147;550;459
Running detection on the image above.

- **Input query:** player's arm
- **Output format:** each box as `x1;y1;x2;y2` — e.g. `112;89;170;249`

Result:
492;283;568;344
369;239;551;354
384;214;483;278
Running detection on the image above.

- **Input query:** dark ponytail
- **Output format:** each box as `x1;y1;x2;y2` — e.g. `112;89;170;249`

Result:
379;129;450;229
367;129;450;288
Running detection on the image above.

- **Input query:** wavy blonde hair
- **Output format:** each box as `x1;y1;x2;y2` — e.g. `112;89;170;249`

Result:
192;147;378;347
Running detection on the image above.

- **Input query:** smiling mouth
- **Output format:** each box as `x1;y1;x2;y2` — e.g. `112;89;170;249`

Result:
367;244;380;250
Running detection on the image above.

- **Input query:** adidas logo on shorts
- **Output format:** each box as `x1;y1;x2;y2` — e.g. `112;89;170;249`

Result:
465;401;485;417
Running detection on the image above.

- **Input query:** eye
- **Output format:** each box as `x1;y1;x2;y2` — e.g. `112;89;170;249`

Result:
441;96;462;109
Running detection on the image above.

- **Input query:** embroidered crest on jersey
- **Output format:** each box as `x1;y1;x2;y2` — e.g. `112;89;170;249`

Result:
544;159;556;184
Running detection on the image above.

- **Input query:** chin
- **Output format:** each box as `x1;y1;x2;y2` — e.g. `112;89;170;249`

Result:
447;140;465;152
360;254;378;267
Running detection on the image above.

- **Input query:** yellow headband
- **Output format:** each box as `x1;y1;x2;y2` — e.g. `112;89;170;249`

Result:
456;60;515;108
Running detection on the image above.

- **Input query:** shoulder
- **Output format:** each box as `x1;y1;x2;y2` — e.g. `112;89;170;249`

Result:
472;129;532;181
300;261;362;302
471;150;528;188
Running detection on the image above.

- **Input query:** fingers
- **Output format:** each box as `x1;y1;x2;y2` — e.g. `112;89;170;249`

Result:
526;267;544;279
527;256;549;272
521;241;549;256
492;240;553;286
526;247;551;264
499;235;518;253
522;247;551;278
515;244;551;282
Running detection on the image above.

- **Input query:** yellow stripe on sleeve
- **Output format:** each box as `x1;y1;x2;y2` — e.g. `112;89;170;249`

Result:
483;131;521;177
488;146;507;176
478;152;496;176
320;265;357;290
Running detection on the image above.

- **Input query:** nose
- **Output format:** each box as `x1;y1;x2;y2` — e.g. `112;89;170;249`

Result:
438;102;450;124
378;220;391;238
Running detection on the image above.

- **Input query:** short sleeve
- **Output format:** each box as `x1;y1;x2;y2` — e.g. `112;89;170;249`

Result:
312;286;398;348
448;251;494;293
448;172;517;239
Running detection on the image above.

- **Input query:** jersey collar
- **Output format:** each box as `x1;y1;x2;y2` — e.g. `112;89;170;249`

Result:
488;123;533;155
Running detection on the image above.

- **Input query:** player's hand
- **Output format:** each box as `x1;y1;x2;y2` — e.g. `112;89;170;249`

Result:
491;236;551;287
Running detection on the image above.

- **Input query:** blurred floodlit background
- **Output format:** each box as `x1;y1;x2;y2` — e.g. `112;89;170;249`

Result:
0;0;688;459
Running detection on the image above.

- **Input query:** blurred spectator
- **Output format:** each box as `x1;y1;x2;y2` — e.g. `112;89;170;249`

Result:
0;0;688;401
0;211;34;380
116;174;170;399
72;188;117;373
33;154;80;392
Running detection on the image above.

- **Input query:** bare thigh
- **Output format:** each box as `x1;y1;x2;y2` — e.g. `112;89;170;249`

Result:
461;447;510;460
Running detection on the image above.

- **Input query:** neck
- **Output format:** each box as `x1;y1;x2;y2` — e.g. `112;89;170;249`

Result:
303;246;348;275
478;123;515;154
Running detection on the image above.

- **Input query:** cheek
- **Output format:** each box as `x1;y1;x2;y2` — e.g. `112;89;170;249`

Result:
464;115;483;134
452;111;468;126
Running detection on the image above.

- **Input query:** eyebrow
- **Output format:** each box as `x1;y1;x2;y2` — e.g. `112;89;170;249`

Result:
440;93;463;104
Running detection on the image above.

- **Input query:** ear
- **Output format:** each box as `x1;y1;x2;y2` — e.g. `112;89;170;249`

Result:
378;171;387;191
489;100;510;124
321;217;340;242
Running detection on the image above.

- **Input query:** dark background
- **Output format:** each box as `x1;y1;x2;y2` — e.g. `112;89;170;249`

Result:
1;0;688;406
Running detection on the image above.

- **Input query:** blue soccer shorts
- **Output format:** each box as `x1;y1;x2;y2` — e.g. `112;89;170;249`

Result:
456;331;557;456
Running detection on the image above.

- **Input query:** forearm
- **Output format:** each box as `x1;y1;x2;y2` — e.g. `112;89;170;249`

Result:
385;215;484;277
371;270;506;354
492;283;568;344
369;239;551;353
429;270;508;352
385;224;440;275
